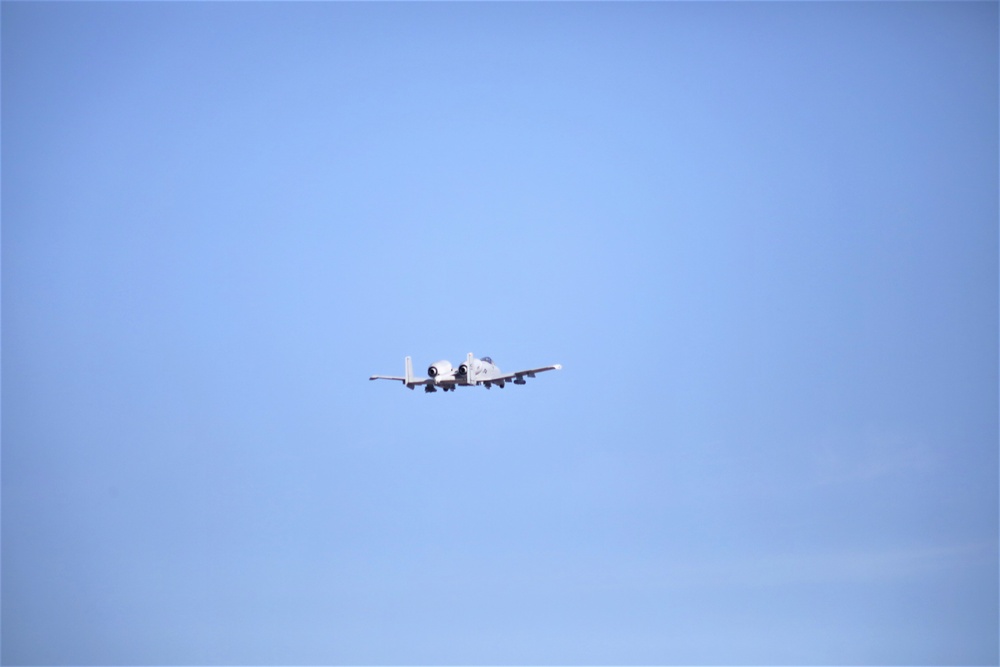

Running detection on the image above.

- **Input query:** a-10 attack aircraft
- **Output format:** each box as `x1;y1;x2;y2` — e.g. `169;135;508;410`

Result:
370;353;562;392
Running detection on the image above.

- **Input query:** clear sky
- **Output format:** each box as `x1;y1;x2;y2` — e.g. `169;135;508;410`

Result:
2;2;997;665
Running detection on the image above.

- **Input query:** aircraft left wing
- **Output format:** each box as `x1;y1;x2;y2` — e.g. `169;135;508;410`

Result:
368;356;430;386
369;374;405;382
369;376;433;384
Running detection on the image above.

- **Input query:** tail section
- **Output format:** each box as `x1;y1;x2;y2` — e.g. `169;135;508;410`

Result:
466;352;475;385
405;356;415;386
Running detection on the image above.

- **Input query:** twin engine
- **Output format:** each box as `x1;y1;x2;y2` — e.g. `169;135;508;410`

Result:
427;360;454;378
429;355;487;383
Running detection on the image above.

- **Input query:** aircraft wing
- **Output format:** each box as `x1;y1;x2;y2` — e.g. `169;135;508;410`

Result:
490;364;562;383
368;375;431;385
369;356;433;386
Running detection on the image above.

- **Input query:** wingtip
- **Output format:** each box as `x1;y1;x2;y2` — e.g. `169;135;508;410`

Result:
554;364;563;370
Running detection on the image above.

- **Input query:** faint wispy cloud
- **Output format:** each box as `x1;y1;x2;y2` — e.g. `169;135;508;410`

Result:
807;429;935;487
616;540;997;590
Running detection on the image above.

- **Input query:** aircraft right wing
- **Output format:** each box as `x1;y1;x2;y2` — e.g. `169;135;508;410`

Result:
490;364;562;383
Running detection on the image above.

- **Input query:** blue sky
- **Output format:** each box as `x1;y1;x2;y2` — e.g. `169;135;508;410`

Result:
2;2;997;664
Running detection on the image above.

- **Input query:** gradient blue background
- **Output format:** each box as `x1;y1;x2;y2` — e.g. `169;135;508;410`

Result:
3;2;997;664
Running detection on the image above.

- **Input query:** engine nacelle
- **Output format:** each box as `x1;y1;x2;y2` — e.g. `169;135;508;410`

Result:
427;360;453;378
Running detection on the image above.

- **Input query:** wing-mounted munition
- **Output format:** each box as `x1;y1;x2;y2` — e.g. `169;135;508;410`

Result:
370;353;561;392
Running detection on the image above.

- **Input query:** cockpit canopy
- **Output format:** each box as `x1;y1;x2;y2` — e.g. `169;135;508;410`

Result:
481;356;493;365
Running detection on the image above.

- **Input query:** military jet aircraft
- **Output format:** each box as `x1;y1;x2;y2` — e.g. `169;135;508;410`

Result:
370;353;561;392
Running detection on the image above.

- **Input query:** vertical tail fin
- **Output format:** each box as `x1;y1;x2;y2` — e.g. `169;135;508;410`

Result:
466;352;475;385
405;356;414;386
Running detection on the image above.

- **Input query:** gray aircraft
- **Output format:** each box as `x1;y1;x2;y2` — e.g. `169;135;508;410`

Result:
370;353;562;392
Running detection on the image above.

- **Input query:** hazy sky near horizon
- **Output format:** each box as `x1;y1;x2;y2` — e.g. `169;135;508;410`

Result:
3;2;998;664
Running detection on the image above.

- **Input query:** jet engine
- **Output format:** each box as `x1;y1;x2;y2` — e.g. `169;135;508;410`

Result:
458;353;478;383
427;360;453;378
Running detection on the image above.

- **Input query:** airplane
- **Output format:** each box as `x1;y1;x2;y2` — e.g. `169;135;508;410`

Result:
370;353;562;392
